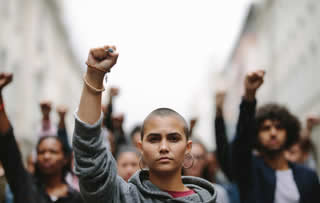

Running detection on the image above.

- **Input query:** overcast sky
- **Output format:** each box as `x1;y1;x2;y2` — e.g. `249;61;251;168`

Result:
62;0;252;136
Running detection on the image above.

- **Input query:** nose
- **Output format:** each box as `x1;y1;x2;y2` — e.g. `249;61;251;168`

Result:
159;139;169;153
270;126;277;136
43;152;51;160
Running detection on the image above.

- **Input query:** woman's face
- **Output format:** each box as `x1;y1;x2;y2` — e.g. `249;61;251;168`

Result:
139;115;192;174
184;143;207;177
117;152;140;182
37;138;67;175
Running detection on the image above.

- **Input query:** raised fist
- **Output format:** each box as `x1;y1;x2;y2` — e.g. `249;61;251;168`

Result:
86;45;119;73
244;70;265;100
40;100;52;117
306;115;320;130
215;90;226;109
0;72;13;91
109;87;119;97
57;105;68;118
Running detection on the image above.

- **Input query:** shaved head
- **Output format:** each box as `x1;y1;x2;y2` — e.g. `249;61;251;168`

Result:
141;108;190;140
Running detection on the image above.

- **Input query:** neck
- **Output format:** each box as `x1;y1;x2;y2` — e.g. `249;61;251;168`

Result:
43;172;64;189
262;151;289;170
149;169;188;192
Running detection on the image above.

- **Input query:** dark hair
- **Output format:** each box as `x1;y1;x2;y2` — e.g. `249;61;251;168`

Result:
34;136;71;182
255;103;301;150
115;145;141;161
141;108;190;140
130;125;141;139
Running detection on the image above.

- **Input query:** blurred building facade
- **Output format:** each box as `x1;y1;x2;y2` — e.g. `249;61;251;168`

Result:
0;0;82;150
222;0;320;172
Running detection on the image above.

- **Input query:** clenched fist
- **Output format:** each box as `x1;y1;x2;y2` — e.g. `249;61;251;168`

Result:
244;70;265;101
86;45;119;73
0;73;13;91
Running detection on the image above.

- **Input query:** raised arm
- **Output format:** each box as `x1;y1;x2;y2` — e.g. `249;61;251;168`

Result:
214;90;233;181
102;87;119;131
57;105;71;153
231;70;264;184
0;73;37;202
72;46;125;203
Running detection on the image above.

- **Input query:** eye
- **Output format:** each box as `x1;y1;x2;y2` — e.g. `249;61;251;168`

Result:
148;135;160;143
168;134;180;142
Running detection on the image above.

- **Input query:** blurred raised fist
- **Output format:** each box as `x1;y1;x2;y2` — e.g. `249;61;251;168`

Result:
215;90;226;109
57;105;68;118
0;72;13;91
306;115;320;130
86;45;119;73
244;70;265;100
40;100;52;117
110;87;119;97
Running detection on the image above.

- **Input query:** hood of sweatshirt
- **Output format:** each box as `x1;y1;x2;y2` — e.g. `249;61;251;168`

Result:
129;170;217;203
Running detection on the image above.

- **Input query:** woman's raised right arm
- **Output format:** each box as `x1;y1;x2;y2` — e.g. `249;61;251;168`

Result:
72;46;128;203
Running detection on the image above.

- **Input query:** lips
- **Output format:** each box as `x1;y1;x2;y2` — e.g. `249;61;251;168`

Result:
157;157;173;161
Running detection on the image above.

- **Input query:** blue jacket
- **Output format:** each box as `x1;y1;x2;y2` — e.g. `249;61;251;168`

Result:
232;99;320;203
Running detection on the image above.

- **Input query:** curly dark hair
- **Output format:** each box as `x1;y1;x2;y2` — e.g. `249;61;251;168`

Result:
255;103;301;150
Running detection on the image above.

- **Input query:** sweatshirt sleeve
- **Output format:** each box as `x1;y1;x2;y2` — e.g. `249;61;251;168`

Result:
72;112;125;203
231;98;256;185
214;114;233;181
0;127;37;202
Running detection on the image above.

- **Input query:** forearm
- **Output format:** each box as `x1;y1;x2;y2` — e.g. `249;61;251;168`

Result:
0;127;32;198
231;98;256;181
77;69;105;125
0;94;10;134
215;114;233;181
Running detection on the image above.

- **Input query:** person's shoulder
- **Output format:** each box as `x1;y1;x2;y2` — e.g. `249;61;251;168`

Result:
290;162;319;182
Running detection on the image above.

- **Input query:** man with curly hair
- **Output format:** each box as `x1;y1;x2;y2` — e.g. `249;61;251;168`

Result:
232;70;319;203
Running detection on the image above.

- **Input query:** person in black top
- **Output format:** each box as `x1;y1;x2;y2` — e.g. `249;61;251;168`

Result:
0;72;83;203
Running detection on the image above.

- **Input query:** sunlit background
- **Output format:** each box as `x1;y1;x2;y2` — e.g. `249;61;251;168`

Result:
1;0;320;173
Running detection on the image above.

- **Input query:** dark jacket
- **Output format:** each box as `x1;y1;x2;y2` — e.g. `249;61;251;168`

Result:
232;99;320;203
0;127;83;203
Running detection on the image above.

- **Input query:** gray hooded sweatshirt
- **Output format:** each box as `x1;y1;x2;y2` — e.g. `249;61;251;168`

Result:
73;113;217;203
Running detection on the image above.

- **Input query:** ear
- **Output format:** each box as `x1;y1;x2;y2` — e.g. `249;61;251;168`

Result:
137;140;143;154
186;140;192;155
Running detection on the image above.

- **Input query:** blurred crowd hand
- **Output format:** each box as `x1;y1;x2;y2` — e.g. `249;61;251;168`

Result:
215;90;226;110
306;115;320;130
190;118;198;130
86;45;119;74
57;105;68;119
40;100;52;117
244;69;265;101
110;87;120;98
0;72;13;92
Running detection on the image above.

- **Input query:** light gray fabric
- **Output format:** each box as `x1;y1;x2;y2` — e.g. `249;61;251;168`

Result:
73;112;217;203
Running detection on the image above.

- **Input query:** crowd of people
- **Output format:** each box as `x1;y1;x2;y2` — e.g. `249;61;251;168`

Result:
0;45;319;203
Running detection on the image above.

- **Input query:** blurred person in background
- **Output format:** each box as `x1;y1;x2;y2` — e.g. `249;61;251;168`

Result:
184;140;230;203
213;90;241;203
73;45;217;202
232;70;319;203
116;146;140;182
130;125;142;148
0;72;83;203
285;116;320;171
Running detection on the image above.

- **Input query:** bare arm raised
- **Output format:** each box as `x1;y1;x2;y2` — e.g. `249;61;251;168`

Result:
77;45;119;125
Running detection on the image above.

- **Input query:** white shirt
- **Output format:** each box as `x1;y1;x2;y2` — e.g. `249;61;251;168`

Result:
274;169;300;203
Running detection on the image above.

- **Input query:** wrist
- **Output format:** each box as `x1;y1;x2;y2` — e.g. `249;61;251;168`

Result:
85;69;105;89
244;89;256;101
